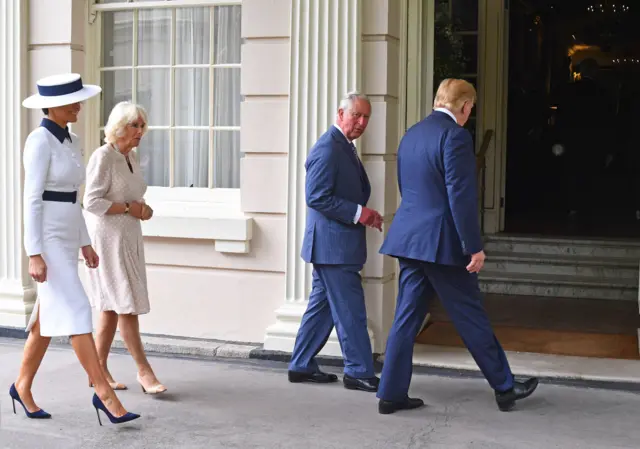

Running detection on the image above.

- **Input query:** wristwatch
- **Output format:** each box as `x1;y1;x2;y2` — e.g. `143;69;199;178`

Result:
124;202;130;214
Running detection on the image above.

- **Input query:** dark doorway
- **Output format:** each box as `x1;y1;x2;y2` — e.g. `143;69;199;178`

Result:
504;0;640;238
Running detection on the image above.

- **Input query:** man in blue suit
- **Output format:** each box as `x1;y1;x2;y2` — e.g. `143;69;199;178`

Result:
288;92;383;393
377;79;539;414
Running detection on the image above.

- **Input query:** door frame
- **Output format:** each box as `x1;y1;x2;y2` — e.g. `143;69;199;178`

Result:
478;0;510;234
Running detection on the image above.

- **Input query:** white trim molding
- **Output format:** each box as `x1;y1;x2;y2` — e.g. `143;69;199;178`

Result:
0;0;34;328
263;0;363;355
120;189;252;253
91;0;241;12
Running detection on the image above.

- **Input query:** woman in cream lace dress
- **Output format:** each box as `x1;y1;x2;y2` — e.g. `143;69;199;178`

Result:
84;101;166;394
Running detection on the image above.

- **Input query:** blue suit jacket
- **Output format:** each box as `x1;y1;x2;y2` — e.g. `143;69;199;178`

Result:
380;111;483;267
301;126;371;265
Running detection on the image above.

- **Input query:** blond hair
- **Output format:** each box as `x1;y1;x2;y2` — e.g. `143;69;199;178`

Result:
433;79;477;113
104;101;148;144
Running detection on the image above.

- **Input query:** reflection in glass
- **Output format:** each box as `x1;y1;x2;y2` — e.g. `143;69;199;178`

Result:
138;9;171;66
102;11;133;67
177;8;211;65
175;69;210;126
137;69;170;126
137;130;170;187
213;131;241;188
213;68;241;126
174;131;209;187
452;0;478;32
433;0;479;89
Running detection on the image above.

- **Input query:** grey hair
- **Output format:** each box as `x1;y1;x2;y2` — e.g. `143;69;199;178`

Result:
104;101;149;144
338;91;370;111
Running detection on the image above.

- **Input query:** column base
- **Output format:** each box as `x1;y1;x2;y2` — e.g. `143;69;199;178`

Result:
263;301;375;358
0;280;36;329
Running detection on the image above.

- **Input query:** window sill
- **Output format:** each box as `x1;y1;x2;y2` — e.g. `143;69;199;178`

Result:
86;189;253;254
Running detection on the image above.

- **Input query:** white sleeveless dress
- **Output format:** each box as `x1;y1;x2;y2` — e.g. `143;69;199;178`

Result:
24;124;93;337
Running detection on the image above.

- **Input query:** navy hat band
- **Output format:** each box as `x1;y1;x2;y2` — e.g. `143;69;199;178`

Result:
37;77;84;97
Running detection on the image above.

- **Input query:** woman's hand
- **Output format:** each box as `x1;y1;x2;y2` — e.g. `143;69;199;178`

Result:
82;246;100;269
141;204;153;221
128;201;145;219
29;255;47;283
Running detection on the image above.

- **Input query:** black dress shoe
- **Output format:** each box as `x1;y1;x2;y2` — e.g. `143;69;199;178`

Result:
288;370;338;384
342;374;379;392
378;397;425;415
495;377;539;412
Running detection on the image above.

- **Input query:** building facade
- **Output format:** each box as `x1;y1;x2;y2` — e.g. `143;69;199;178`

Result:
1;0;429;358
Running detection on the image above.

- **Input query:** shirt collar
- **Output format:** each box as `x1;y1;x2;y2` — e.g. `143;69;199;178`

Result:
433;107;458;124
333;124;352;144
40;118;72;143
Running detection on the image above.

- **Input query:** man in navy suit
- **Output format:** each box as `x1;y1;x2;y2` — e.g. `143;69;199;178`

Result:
288;92;383;393
376;79;539;414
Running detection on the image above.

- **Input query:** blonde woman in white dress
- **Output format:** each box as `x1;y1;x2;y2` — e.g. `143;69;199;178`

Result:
84;101;166;395
9;74;140;425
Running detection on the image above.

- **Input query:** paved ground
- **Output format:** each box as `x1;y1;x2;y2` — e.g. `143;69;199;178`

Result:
1;338;639;449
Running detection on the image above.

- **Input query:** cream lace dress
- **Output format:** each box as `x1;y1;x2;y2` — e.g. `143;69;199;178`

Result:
83;144;150;315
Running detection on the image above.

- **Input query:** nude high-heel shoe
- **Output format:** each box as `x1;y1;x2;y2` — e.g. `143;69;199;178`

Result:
88;377;128;391
136;374;167;395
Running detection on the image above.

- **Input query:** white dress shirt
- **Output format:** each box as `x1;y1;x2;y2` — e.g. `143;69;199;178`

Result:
434;107;458;124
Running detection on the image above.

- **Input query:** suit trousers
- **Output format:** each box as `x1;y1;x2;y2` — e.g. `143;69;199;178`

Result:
377;258;514;402
288;264;375;378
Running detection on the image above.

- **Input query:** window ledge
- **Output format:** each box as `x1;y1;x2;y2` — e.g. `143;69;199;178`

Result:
84;198;253;254
141;213;253;254
141;188;252;254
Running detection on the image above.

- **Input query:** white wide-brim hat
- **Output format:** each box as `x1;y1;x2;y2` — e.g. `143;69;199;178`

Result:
22;73;102;109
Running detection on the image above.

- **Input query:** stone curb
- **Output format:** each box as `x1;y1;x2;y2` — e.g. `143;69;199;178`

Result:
3;326;640;392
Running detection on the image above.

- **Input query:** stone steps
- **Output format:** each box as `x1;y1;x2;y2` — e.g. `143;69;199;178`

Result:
480;235;640;301
484;252;639;279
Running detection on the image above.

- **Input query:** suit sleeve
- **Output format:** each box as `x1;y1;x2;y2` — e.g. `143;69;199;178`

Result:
305;143;359;224
443;128;483;255
23;135;51;257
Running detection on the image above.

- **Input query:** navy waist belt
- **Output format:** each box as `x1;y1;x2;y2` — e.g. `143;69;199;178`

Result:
42;190;77;204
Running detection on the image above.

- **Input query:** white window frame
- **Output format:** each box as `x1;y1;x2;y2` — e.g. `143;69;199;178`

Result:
87;0;242;206
85;0;252;252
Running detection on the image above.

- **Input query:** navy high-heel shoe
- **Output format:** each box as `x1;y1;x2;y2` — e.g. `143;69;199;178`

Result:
92;393;140;426
9;383;51;419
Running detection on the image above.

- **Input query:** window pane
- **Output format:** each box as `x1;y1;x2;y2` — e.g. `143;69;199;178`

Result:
213;131;241;188
452;0;478;32
138;130;170;187
214;6;241;64
137;68;170;126
174;131;209;188
101;70;132;125
176;7;210;65
460;35;478;74
102;11;133;67
175;68;210;126
138;9;171;66
213;68;241;126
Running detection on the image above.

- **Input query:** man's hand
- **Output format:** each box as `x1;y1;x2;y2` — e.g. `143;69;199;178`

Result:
29;255;47;283
466;250;485;273
82;246;100;269
358;207;383;231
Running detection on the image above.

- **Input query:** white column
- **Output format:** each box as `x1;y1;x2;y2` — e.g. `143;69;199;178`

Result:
0;0;34;328
263;0;363;354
